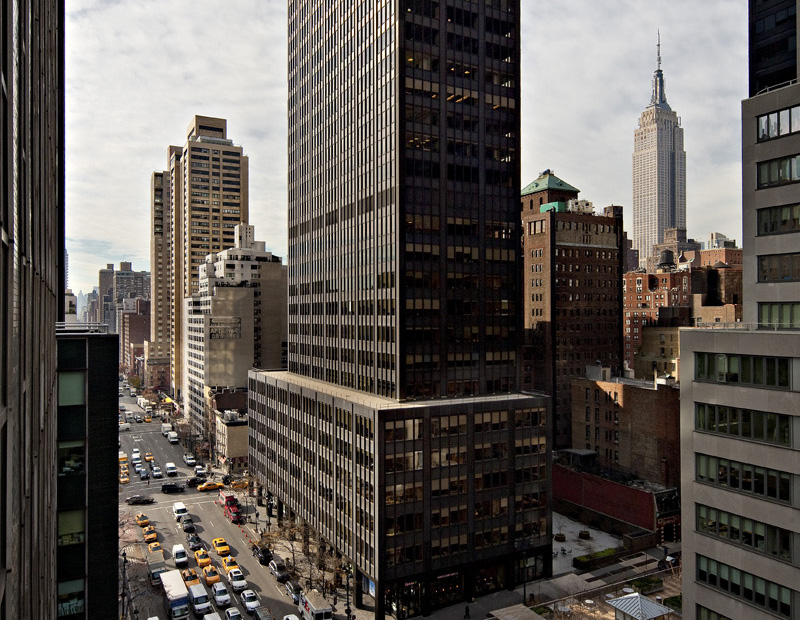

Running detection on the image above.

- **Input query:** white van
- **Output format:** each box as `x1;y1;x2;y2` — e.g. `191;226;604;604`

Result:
172;502;188;521
172;543;189;567
188;583;212;616
167;431;179;444
165;462;178;476
118;422;131;432
161;422;172;436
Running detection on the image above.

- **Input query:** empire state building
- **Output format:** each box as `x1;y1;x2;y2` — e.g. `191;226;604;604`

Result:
632;37;686;268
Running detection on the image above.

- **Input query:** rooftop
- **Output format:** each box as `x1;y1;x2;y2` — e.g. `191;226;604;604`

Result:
521;170;580;197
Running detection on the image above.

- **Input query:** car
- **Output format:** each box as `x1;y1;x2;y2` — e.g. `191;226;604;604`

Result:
143;414;152;423
124;495;155;505
239;590;260;614
134;512;150;527
119;473;130;484
212;582;231;607
148;541;162;553
119;464;129;474
193;465;206;476
221;556;239;574
142;525;157;542
198;481;223;492
226;609;244;620
186;533;204;551
181;568;201;587
284;581;302;604
139;469;150;480
133;463;143;474
152;466;163;478
212;538;231;556
252;545;272;565
186;476;204;488
181;517;196;533
144;452;154;462
131;448;140;456
226;568;247;592
183;454;197;466
194;549;211;567
231;479;249;490
160;482;185;494
275;569;290;584
134;415;143;423
203;564;221;585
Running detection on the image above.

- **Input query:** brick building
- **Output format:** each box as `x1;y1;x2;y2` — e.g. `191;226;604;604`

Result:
646;227;701;272
521;170;624;448
119;298;150;368
571;369;681;488
683;247;743;268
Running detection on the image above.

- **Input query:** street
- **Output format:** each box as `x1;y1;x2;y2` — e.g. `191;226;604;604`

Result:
118;393;295;619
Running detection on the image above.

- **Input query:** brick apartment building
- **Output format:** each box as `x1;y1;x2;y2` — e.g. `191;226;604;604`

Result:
521;170;624;448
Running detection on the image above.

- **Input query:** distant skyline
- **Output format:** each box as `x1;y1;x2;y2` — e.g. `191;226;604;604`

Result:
65;1;748;294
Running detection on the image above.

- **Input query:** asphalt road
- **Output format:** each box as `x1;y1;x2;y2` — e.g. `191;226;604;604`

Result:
118;393;296;619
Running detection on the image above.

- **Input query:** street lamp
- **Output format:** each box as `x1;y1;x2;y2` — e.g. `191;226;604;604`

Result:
345;568;352;618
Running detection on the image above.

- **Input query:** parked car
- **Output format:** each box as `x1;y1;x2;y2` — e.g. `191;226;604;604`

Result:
183;454;197;466
284;581;302;604
252;545;272;565
124;495;155;505
160;482;185;494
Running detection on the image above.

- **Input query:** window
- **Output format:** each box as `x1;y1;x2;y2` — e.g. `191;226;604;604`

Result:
58;579;85;617
696;504;793;563
58;372;85;406
758;253;800;282
757;203;800;235
696;453;792;504
757;154;800;188
695;403;791;446
757;105;800;141
58;440;86;475
759;302;800;328
58;509;86;546
694;352;791;389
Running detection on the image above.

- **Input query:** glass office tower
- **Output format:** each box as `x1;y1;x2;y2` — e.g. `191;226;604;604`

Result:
250;2;550;616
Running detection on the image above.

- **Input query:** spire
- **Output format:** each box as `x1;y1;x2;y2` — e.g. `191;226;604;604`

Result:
650;31;671;110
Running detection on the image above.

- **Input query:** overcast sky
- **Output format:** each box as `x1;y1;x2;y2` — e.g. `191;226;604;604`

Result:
65;1;748;295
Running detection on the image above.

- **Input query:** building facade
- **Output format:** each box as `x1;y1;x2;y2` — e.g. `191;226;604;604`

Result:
167;117;249;399
680;9;800;617
119;298;151;369
520;173;624;449
250;2;550;617
632;39;687;268
0;0;64;615
145;170;172;390
55;325;119;619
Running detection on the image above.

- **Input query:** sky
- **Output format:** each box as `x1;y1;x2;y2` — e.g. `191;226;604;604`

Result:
65;1;749;296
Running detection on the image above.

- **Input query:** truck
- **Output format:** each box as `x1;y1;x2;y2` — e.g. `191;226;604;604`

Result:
161;569;190;620
146;550;167;585
218;490;242;523
167;431;179;444
161;422;173;436
298;590;333;620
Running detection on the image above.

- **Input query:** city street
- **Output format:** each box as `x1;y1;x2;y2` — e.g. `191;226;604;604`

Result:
118;393;296;619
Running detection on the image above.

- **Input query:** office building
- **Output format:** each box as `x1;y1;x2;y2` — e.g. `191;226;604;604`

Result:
250;2;550;617
0;0;64;616
632;37;686;268
55;324;119;619
145;170;172;390
749;0;797;97
520;172;624;449
680;4;800;617
167;116;249;399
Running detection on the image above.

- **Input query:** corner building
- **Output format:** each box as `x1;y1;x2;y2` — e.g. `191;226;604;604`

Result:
250;1;550;617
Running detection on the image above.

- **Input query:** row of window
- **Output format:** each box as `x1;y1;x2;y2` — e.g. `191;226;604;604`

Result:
696;555;793;617
696;453;792;505
757;104;800;141
696;503;793;564
757;203;800;236
695;403;791;447
757;154;800;189
694;352;791;388
758;252;800;282
758;302;800;329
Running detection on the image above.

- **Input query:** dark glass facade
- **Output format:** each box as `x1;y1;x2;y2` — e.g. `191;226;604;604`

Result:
749;0;799;96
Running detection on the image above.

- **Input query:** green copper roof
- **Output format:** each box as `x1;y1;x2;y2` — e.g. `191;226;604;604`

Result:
521;170;580;197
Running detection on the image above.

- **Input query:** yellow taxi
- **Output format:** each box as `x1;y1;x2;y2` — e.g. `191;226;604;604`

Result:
119;463;129;474
134;513;150;527
231;479;249;490
148;541;162;554
119;472;130;484
194;549;211;567
197;481;223;492
144;414;152;423
212;538;230;556
181;568;201;587
142;525;157;542
144;452;154;462
203;565;221;585
221;556;239;574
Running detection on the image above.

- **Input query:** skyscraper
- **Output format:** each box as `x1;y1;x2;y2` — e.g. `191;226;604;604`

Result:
162;116;249;398
680;3;800;618
249;2;550;617
1;0;65;616
749;0;797;97
632;37;686;268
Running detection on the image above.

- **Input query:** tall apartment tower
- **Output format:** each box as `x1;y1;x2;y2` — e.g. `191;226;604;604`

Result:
1;0;65;616
632;37;686;268
520;172;624;449
166;117;249;399
145;170;172;390
680;3;800;618
249;2;550;617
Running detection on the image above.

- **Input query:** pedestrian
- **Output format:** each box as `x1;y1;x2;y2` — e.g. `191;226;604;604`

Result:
333;595;338;606
464;605;470;619
147;477;150;486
